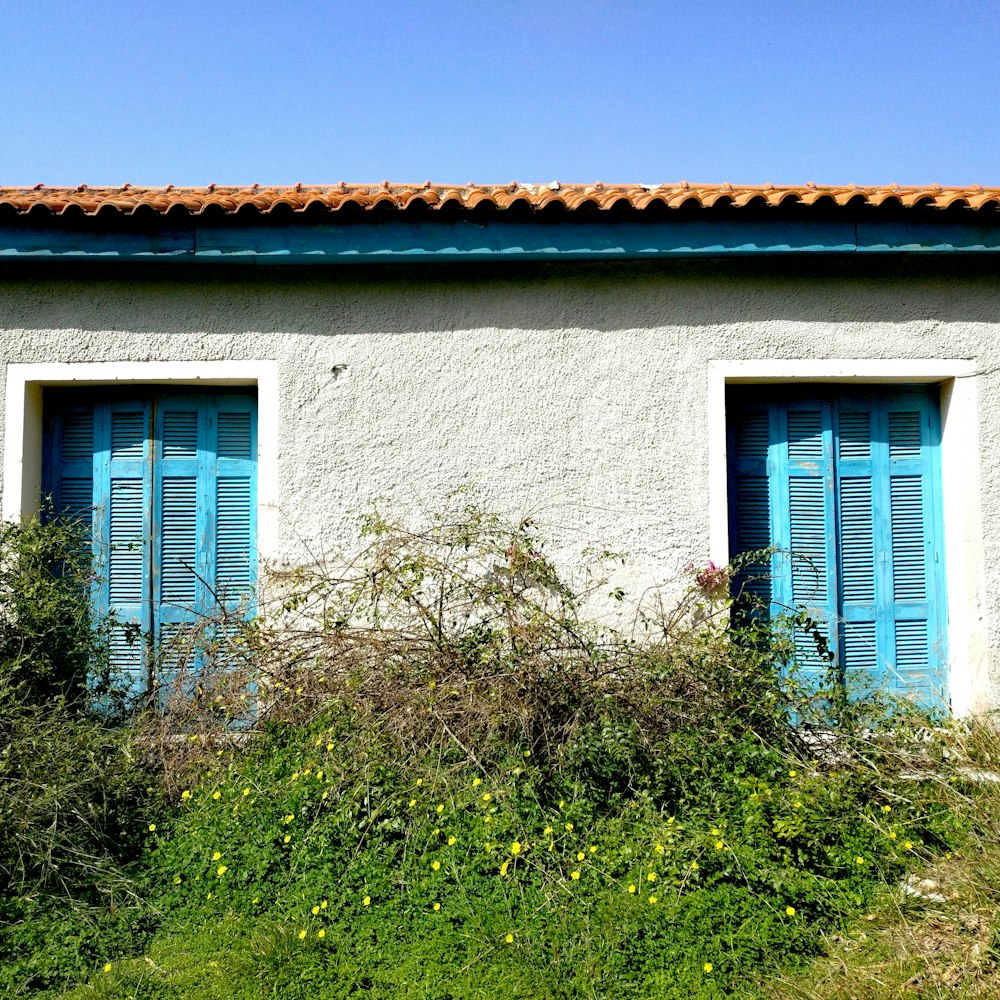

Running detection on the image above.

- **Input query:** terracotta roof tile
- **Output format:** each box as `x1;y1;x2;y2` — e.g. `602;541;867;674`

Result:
1;183;999;218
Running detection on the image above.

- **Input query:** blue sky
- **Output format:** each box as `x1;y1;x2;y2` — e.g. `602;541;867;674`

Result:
2;0;998;187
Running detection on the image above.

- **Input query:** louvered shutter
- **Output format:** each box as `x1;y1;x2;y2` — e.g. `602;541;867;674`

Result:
45;390;257;698
96;402;154;696
153;397;204;686
727;403;773;616
834;399;881;697
728;386;947;710
876;392;947;706
153;393;257;686
778;400;839;685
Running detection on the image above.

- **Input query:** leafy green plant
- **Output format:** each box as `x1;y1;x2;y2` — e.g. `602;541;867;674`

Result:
0;516;158;995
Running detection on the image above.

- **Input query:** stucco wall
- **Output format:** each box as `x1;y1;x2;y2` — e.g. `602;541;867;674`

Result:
2;260;998;706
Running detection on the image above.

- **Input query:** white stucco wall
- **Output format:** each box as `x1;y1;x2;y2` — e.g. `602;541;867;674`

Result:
1;263;998;709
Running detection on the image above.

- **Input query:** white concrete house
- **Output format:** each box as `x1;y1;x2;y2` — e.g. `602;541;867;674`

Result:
1;182;998;713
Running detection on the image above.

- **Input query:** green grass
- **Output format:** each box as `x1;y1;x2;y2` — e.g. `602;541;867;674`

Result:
9;708;983;1000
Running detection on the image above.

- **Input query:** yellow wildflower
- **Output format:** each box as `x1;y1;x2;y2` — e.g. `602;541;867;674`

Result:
435;804;445;814
181;790;191;800
433;902;441;912
505;932;514;943
216;865;228;876
649;895;657;905
711;828;720;836
543;826;553;836
103;962;113;973
316;770;323;779
297;930;307;940
317;929;325;939
785;906;796;916
523;750;531;758
473;777;482;787
855;856;865;865
284;835;292;844
627;884;636;894
363;896;371;906
148;823;156;832
589;846;597;854
703;962;713;973
326;743;334;751
577;851;586;861
482;793;492;802
904;841;914;850
715;841;724;850
510;842;522;855
882;804;892;813
312;905;320;915
647;872;657;882
431;861;441;871
212;791;221;800
211;851;222;861
571;870;581;880
408;799;416;808
242;788;250;796
565;822;574;832
320;900;328;909
173;876;182;884
667;816;675;825
691;861;699;871
416;778;423;786
448;836;457;846
500;860;510;876
889;831;897;840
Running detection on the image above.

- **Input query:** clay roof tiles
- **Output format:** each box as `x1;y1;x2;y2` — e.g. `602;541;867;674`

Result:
1;183;999;217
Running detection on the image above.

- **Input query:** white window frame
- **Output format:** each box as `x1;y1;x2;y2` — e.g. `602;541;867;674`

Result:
3;361;279;568
708;359;986;717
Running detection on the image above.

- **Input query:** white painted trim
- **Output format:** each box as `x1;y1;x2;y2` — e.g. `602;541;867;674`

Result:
708;359;987;717
2;361;280;567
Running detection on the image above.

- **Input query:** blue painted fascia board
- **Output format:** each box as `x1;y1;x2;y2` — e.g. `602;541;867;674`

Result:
2;219;1000;263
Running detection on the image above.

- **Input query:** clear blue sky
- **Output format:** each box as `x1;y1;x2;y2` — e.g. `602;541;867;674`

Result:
2;0;998;188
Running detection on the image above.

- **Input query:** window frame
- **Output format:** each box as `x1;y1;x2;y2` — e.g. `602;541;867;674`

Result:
3;360;279;575
708;359;986;717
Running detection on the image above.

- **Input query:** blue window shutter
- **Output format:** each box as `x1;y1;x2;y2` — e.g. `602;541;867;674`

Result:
776;400;839;684
97;401;153;697
729;386;948;711
45;390;257;700
877;392;947;708
727;404;773;614
153;396;205;687
834;399;880;697
153;394;257;686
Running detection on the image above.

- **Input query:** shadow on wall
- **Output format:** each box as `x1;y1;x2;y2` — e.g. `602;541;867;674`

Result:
0;257;999;337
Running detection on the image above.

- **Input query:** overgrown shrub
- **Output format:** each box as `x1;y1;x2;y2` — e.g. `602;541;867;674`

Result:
242;504;817;777
0;517;157;995
1;502;966;999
